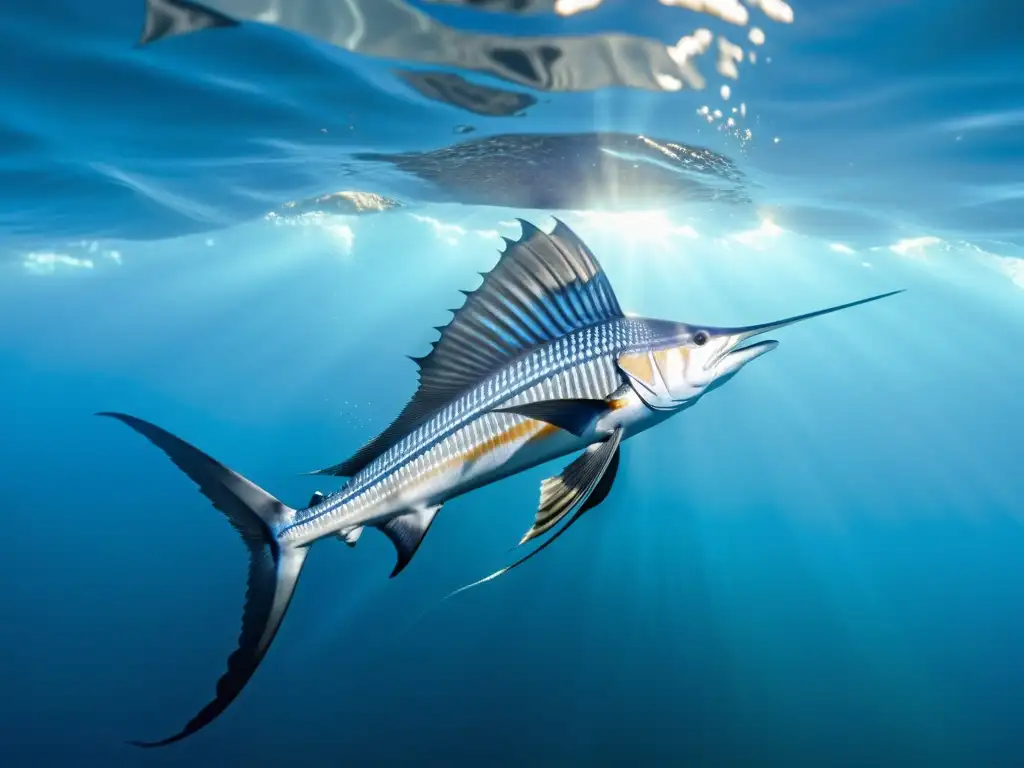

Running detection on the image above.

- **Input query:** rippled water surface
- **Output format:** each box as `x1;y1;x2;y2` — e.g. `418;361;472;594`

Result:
2;1;1023;766
3;0;1021;249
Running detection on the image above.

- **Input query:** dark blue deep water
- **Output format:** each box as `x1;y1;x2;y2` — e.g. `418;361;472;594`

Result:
2;1;1023;765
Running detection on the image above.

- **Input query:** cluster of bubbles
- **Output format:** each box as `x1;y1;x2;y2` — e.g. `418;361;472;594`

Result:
672;1;791;148
550;0;794;149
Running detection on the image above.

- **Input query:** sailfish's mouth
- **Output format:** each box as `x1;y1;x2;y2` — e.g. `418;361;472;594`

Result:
714;337;779;373
722;338;779;365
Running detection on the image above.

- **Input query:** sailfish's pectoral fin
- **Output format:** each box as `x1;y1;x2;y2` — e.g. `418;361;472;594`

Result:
375;505;441;578
492;398;608;437
444;429;623;601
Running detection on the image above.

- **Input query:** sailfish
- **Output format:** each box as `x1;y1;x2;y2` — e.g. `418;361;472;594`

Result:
100;219;902;746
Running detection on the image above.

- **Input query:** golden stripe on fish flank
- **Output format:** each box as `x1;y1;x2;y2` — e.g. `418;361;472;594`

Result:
418;418;560;482
527;422;560;443
460;419;558;463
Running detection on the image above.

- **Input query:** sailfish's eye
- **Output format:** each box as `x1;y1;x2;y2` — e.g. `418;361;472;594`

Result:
693;331;709;346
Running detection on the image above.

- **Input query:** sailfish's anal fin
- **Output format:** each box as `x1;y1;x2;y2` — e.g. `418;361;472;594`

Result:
375;505;442;578
310;218;624;478
445;429;624;600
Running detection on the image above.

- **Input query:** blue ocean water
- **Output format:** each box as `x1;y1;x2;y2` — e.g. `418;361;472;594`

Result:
2;0;1023;765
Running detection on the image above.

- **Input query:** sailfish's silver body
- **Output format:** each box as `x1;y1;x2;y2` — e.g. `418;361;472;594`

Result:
99;218;901;748
283;318;661;547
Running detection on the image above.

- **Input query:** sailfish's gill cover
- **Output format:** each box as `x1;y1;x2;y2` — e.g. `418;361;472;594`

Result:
284;219;657;540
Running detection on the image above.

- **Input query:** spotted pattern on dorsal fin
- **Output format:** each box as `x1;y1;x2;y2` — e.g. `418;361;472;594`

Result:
311;218;623;478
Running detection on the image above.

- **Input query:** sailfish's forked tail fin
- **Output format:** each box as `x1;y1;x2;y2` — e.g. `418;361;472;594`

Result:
97;412;308;748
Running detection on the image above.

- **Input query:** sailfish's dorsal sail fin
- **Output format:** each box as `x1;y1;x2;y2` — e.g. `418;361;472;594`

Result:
311;218;624;477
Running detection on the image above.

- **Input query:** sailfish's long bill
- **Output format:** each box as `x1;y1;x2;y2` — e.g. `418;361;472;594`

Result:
710;289;905;377
97;218;903;747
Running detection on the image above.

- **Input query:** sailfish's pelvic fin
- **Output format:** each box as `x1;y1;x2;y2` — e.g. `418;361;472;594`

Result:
445;429;624;600
310;218;624;478
521;427;622;544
